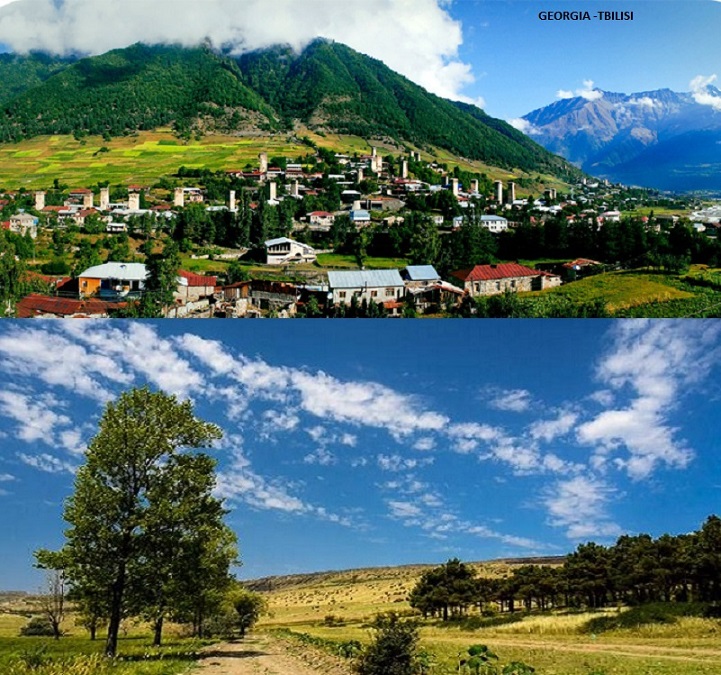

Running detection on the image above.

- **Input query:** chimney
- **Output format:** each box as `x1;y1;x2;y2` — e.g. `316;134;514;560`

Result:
451;178;459;197
174;187;185;208
100;187;110;211
229;189;236;211
401;159;408;179
269;181;277;202
128;192;140;211
258;152;268;173
83;191;93;209
34;191;45;211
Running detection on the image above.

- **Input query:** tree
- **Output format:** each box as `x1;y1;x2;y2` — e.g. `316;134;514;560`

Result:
231;588;267;638
139;241;181;317
33;550;66;640
409;558;477;620
47;387;227;658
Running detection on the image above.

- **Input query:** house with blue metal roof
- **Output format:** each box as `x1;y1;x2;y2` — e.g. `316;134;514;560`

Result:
327;269;405;306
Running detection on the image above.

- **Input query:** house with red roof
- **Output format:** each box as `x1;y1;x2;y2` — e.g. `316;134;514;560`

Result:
450;263;561;297
175;270;217;303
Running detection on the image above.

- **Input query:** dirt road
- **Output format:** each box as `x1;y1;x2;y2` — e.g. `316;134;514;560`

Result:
194;633;355;675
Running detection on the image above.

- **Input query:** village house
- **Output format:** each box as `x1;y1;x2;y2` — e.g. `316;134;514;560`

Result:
451;263;562;297
307;211;335;229
480;215;509;233
78;262;148;300
264;237;317;265
175;270;217;303
8;212;39;238
328;269;405;306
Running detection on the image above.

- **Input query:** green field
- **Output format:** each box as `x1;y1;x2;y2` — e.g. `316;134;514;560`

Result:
0;128;562;192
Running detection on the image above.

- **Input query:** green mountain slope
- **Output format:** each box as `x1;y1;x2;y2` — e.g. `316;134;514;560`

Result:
0;43;278;141
0;52;74;106
0;39;581;181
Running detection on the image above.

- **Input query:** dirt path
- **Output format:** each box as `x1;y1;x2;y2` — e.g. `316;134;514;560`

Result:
194;633;355;675
481;637;721;663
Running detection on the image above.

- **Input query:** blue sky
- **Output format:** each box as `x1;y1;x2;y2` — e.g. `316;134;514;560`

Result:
1;320;720;590
0;1;719;121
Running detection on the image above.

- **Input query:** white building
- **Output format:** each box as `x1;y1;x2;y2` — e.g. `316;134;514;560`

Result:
328;269;405;306
264;237;317;265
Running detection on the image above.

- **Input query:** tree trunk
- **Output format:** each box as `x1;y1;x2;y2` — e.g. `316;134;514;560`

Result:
105;564;126;658
153;615;164;647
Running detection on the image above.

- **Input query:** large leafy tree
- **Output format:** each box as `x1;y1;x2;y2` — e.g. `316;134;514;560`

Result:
47;387;229;657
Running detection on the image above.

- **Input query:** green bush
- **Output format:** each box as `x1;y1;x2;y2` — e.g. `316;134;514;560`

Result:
20;617;56;637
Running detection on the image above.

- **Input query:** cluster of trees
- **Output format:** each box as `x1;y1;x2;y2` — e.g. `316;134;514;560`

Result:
410;517;721;619
34;387;240;657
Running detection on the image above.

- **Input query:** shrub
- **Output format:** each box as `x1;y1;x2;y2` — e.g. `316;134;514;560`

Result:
20;617;56;637
354;613;428;675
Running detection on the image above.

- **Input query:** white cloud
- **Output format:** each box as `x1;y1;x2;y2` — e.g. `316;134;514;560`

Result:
291;370;449;436
0;473;15;482
530;410;578;443
488;388;532;413
690;74;721;111
413;437;436;451
303;447;336;466
0;390;72;444
377;454;433;472
543;476;620;539
578;321;720;480
556;79;603;102
18;452;77;474
0;0;481;104
626;96;659;109
508;118;540;135
388;500;423;519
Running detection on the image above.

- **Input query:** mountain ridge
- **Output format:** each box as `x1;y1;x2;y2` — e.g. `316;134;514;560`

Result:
522;86;721;191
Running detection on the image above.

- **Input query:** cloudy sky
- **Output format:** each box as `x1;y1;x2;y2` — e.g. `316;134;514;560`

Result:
1;320;720;590
0;1;720;120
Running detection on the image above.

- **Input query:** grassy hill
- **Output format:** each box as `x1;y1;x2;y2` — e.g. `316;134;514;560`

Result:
244;559;721;675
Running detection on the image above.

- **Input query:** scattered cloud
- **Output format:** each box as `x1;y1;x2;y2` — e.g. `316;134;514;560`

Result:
543;476;621;539
0;0;481;104
488;388;532;413
530;410;578;443
0;390;72;444
556;79;603;101
377;454;434;472
690;74;721;111
578;321;720;480
18;452;77;474
303;447;336;466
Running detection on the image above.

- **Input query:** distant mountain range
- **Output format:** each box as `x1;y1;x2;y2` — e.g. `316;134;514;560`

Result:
522;87;721;192
0;39;581;182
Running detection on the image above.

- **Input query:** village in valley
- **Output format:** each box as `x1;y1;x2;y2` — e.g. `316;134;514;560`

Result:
0;143;714;318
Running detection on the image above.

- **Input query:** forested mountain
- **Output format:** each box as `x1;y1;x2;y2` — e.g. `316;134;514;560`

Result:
0;52;74;107
522;87;721;191
0;39;581;181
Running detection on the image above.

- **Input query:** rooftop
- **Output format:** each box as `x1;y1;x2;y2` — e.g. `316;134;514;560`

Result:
328;269;404;289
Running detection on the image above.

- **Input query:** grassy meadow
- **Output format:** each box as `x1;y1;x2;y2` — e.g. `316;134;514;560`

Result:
0;595;208;675
251;563;721;675
0;128;560;193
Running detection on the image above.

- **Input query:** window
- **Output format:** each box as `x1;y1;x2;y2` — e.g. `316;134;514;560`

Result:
385;288;395;297
371;290;378;298
339;291;346;299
